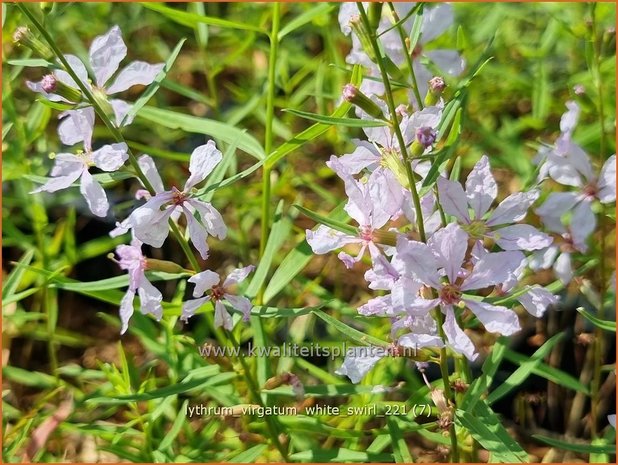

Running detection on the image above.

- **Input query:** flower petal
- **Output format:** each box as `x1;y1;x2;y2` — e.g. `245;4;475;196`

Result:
223;265;255;287
465;300;521;336
106;61;165;95
358;295;394;316
182;206;211;260
57;108;95;149
428;223;468;284
437;176;470;223
554;252;573;285
89;25;127;87
80;169;109;217
535;192;578;234
119;289;135;335
394;236;441;288
443;306;477;360
214;300;233;330
188;270;220;298
461;250;524;291
337;141;381;174
55;54;89;89
92;143;128;171
224;294;253;321
306;225;358;255
598;154;616;203
465;155;497;219
130;194;175;248
31;156;83;194
493;224;553;251
420;3;454;43
425;50;465;76
517;286;558;318
487;190;539;226
181;296;211;322
184;141;223;190
138;279;163;321
187;199;227;240
109;99;133;127
364;254;399;291
398;332;445;350
138;155;165;194
335;347;385;384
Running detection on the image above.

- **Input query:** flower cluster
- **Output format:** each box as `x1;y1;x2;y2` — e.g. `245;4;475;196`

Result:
533;101;616;284
25;26;254;334
303;3;616;383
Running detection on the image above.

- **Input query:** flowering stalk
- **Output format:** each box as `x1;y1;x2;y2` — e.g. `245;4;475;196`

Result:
17;3;201;273
357;4;459;460
385;2;424;110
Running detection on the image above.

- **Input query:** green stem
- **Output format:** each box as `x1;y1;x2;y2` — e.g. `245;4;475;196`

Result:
589;4;608;439
386;2;424;110
358;3;459;460
258;2;281;304
356;3;426;242
18;3;200;272
226;329;289;461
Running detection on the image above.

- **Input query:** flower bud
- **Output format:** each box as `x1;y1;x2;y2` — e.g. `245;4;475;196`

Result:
342;84;386;120
349;16;376;62
414;127;437;150
40;2;54;13
368;2;383;31
424;76;446;107
145;258;192;274
41;74;83;103
13;26;53;59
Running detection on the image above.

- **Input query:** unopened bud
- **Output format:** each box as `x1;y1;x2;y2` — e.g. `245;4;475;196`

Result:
146;258;192;274
368;2;383;31
573;84;585;96
41;74;56;93
349;16;376;62
12;26;53;59
415;126;437;148
424;76;446;106
41;74;82;102
342;84;387;121
40;2;53;13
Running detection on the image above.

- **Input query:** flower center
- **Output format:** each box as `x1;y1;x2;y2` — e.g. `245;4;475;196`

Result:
211;284;226;301
440;284;462;305
582;182;598;200
171;186;188;206
461;220;488;240
559;233;576;253
359;225;374;242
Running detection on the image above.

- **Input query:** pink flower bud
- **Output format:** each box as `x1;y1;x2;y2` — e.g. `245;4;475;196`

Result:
41;74;57;93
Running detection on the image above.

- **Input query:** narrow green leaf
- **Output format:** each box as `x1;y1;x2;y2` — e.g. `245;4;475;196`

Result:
456;402;529;463
313;309;389;348
228;444;268;463
388;417;414;463
3;249;35;297
141;2;264;33
533;435;616;455
487;333;564;405
157;400;188;451
289;448;393;462
264;65;361;169
137;106;265;160
284;108;389;127
246;201;290;298
577;307;616;332
294;204;357;235
278;3;335;39
122;38;186;126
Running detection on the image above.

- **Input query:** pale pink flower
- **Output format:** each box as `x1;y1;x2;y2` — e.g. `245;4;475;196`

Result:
181;266;254;330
